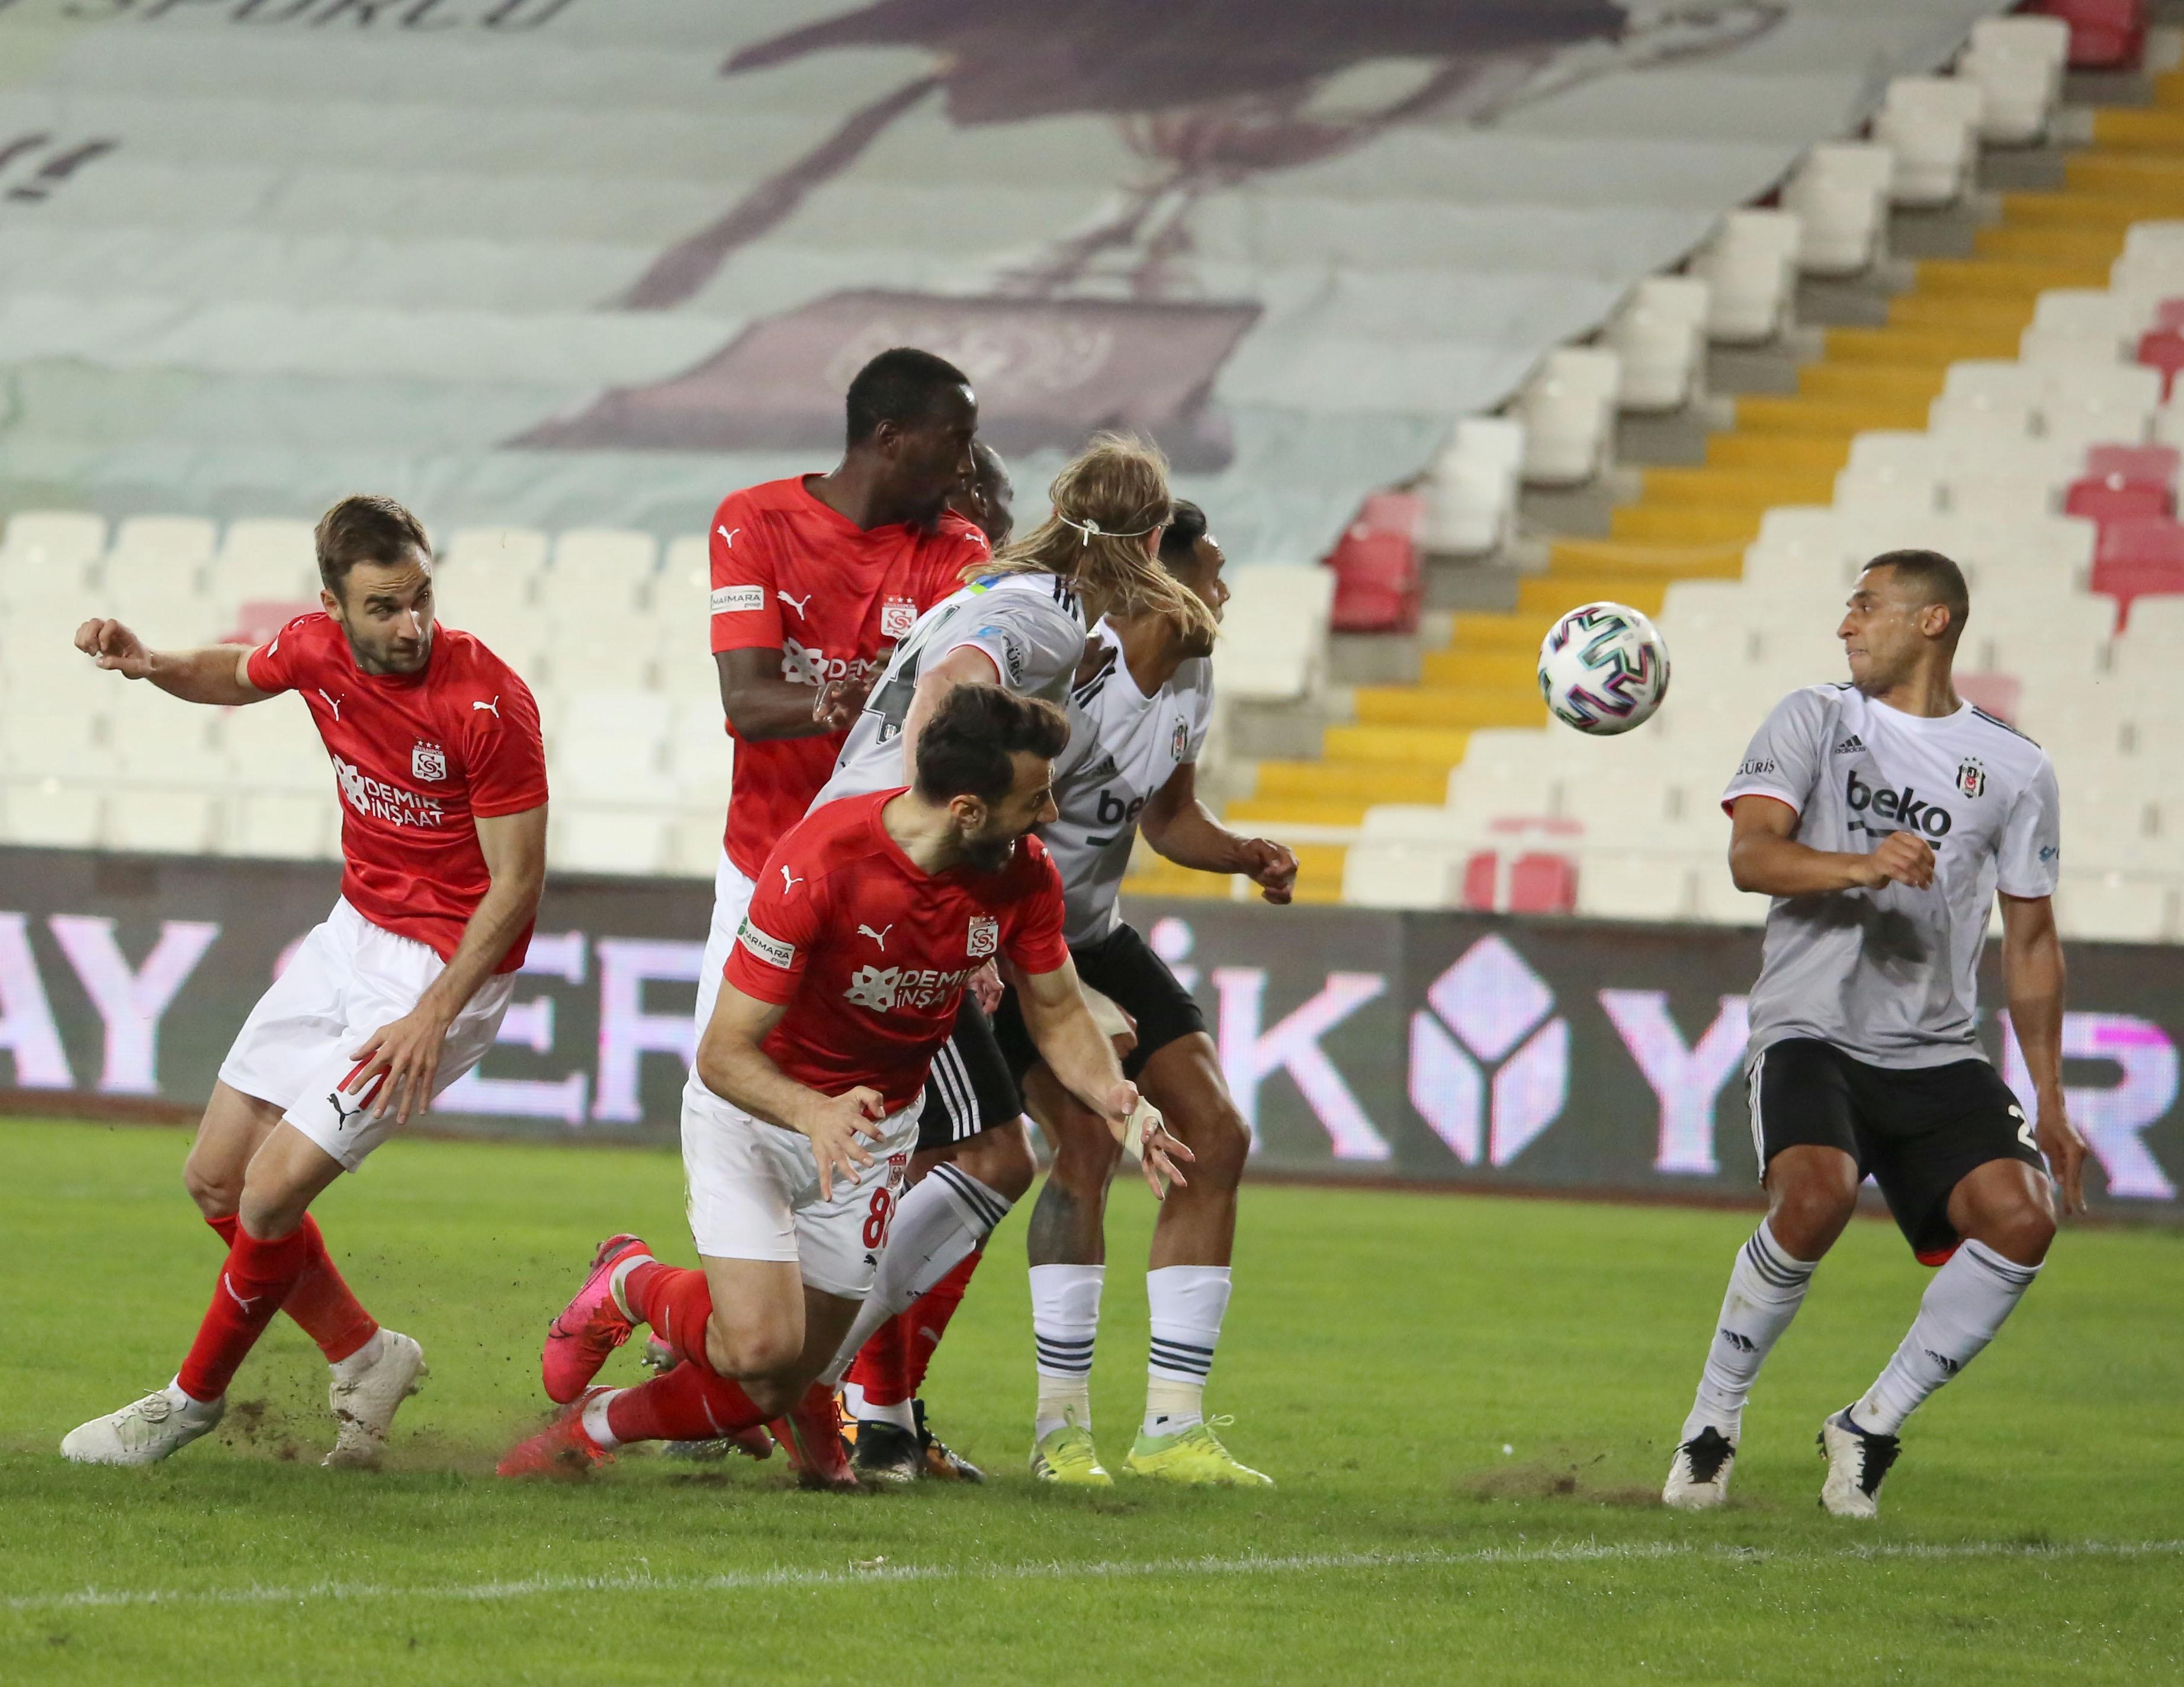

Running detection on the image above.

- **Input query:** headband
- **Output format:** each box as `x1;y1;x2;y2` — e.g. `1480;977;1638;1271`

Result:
1055;511;1165;548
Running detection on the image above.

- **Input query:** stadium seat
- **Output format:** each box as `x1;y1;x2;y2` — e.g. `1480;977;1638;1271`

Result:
1874;78;1981;208
1219;565;1331;703
444;525;549;595
1690;870;1769;927
1782;145;1894;277
0;511;106;605
666;811;726;878
225;792;335;860
224;703;334;793
2056;871;2172;942
1575;852;1695;922
1692;209;1801;344
2086;441;2178;490
556;807;672;876
1338;840;1466;909
2029;0;2147;70
2092;515;2184;621
209;519;318;612
1607;276;1711;408
0;705;102;778
2066;477;2170;525
109;515;218;572
104;788;217;856
1419;418;1525;556
2137;329;2184;399
1;779;101;848
1743;506;1855;588
541;529;658;622
556;688;673;748
1518;347;1621;486
2040;362;2162;448
1325;505;1421;635
1961;15;2069;142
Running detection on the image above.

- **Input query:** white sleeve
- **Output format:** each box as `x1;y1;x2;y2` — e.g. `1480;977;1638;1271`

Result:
933;589;1081;696
1996;756;2062;897
1721;689;1826;817
1181;659;1215;762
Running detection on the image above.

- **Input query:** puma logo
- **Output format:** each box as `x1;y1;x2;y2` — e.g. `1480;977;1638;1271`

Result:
857;923;893;950
778;590;812;618
328;1089;367;1133
221;1273;261;1314
316;689;343;721
780;865;804;892
717;525;740;547
471;696;501;718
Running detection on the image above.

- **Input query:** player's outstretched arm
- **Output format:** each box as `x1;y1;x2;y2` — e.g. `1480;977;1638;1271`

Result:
73;620;269;706
1013;954;1192;1198
696;982;887;1198
716;647;872;742
346;804;548;1126
1139;761;1297;905
1727;794;1934;896
1999;891;2087;1215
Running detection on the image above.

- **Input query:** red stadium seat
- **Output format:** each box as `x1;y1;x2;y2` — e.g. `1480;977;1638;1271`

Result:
2156;299;2184;333
1508;852;1578;915
2135;329;2184;399
2065;477;2170;524
223;598;316;646
2031;0;2147;69
1956;672;2023;726
2085;442;2179;490
1325;498;1422;634
2092;514;2184;624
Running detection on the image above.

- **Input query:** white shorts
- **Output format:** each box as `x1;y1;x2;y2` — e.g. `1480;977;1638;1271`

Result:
217;899;515;1172
693;850;757;1036
682;1093;921;1301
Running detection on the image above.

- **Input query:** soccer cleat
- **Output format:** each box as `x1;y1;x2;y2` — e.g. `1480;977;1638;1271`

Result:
1030;1419;1113;1486
496;1391;614;1478
1817;1407;1902;1519
62;1386;224;1467
850;1419;925;1484
324;1330;427;1471
914;1399;984;1483
770;1383;859;1492
1662;1426;1737;1510
541;1233;650;1404
1123;1416;1272;1486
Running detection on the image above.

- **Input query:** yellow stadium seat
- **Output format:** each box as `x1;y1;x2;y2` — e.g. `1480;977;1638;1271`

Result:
1544;538;1745;578
1825;326;2022;365
1973;224;2125;265
1322;724;1477;766
1254;759;1450;806
1352;686;1541;729
2091;108;2184;150
1913;257;2112;296
1419;647;1537;688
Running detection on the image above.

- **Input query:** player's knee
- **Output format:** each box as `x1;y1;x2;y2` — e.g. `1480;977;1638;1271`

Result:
1978;1196;2055;1267
961;1121;1037;1202
1047;1119;1121;1195
1186;1098;1251;1192
703;1311;800;1383
1768;1178;1855;1254
181;1152;240;1220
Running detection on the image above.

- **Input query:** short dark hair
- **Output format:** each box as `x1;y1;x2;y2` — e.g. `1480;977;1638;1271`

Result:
845;347;972;446
1158;498;1208;570
914;684;1068;806
315;494;431;598
1863;548;1970;640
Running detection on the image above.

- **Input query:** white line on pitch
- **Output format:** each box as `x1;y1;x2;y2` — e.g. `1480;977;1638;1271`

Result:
7;1538;2181;1617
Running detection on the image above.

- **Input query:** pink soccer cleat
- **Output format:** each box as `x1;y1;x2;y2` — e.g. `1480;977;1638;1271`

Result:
496;1391;614;1478
541;1233;651;1404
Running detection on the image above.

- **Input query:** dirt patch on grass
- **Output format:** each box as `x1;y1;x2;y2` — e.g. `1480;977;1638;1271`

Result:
1457;1461;1659;1508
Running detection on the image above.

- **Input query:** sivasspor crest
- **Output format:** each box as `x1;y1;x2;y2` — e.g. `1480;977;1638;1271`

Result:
880;596;917;640
412;742;448;782
1955;757;1986;800
966;915;999;958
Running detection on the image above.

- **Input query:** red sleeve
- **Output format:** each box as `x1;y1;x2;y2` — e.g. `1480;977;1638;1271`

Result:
1001;841;1070;975
244;614;320;695
709;495;785;655
722;854;826;1005
918;518;989;610
461;664;548;817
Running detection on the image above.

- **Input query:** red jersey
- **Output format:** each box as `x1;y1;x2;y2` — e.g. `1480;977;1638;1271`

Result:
707;476;989;879
722;789;1069;1112
246;614;549;971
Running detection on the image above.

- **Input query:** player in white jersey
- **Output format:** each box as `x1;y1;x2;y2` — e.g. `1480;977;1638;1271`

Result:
1661;550;2087;1519
805;434;1209;1480
989;501;1298;1486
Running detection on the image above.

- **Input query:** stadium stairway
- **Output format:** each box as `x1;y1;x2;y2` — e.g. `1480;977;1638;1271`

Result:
1126;33;2184;912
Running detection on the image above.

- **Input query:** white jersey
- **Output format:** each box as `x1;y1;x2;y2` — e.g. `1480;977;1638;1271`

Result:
813;570;1087;809
1724;684;2060;1070
1044;623;1216;945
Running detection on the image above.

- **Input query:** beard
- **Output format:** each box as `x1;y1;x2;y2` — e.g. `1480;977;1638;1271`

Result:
962;832;1020;874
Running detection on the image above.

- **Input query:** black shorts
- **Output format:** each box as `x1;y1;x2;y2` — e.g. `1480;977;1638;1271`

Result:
991;921;1208;1086
1749;1037;2043;1261
915;996;1023;1154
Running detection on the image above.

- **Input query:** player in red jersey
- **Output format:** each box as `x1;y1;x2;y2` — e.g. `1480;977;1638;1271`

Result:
503;686;1189;1481
62;495;548;1470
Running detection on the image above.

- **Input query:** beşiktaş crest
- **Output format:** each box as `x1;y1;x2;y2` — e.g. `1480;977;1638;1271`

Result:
1955;756;1986;800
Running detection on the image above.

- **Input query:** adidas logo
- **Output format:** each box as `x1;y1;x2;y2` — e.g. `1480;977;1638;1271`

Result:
1833;734;1865;755
1719;1329;1757;1354
1925;1348;1962;1377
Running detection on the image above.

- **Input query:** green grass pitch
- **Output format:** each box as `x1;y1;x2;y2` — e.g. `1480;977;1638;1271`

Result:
1;1115;2178;1686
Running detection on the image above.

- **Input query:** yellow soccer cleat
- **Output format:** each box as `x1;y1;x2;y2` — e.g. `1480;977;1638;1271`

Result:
1123;1416;1272;1486
1030;1420;1113;1486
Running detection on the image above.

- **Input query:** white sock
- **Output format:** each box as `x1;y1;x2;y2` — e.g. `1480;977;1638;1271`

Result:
1144;1265;1231;1437
839;1380;869;1421
165;1377;222;1419
820;1163;1011;1387
1854;1240;2040;1435
1681;1221;1816;1444
606;1250;656;1322
1031;1263;1104;1440
328;1328;387;1385
860;1396;917;1433
582;1388;622;1450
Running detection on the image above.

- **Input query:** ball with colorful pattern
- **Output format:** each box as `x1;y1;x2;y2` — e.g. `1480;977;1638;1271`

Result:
1536;601;1671;735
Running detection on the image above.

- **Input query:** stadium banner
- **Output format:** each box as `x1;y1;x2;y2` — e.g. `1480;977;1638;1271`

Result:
2;845;2178;1219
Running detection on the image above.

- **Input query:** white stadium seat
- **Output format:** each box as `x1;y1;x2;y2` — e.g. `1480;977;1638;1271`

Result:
1576;852;1695;922
1782;145;1893;277
2;778;102;848
225;792;335;859
2055;873;2175;943
1421;416;1526;554
1875;76;1981;208
1339;840;1467;910
1518;347;1621;486
104;788;218;855
1607;276;1710;409
444;525;550;588
555;807;672;875
1692;209;1801;344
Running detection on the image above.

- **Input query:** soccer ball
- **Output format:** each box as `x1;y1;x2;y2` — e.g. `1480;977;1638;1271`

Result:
1537;601;1671;735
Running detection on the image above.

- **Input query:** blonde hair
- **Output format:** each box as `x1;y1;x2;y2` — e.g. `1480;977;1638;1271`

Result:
966;432;1219;647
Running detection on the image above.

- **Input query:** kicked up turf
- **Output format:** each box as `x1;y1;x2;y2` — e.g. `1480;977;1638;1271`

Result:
1;1116;2179;1686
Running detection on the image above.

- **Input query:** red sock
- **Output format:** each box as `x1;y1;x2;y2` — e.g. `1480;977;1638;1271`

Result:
205;1213;378;1364
206;1215;378;1355
901;1247;982;1397
604;1361;764;1445
621;1260;714;1368
176;1224;313;1402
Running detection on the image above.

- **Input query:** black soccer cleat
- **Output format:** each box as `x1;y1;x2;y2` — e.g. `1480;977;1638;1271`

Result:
914;1398;985;1483
1818;1407;1902;1518
850;1419;926;1484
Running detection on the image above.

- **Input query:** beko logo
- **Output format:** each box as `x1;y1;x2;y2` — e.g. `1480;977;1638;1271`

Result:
1846;770;1952;838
